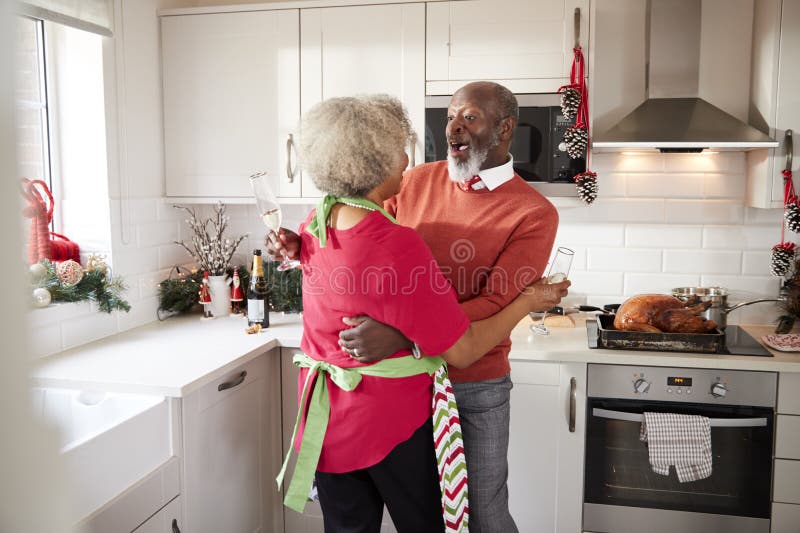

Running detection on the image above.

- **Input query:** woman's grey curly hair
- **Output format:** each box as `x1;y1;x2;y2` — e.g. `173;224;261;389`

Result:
299;94;417;197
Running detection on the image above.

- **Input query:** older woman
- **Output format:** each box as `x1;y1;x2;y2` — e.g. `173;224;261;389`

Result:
277;95;568;533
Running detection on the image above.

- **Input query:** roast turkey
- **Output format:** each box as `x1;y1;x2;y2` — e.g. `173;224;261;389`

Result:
613;294;718;334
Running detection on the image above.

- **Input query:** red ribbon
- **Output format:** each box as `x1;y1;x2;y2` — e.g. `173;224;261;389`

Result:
782;169;797;245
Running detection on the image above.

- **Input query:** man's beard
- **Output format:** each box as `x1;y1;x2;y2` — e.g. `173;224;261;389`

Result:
447;129;499;182
448;144;489;182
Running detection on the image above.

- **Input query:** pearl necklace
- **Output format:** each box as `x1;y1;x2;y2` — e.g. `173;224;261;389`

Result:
339;200;376;211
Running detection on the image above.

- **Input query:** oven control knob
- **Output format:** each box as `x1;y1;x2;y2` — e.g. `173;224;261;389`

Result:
634;378;651;394
711;381;728;398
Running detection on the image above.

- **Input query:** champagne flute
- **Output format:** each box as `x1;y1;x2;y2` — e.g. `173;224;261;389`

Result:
530;247;574;335
249;171;300;271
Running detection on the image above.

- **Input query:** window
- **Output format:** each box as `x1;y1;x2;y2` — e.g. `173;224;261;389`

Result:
14;15;112;259
15;17;51;191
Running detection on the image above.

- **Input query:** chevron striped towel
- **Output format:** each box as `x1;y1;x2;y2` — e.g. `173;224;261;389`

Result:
433;366;469;532
639;412;712;482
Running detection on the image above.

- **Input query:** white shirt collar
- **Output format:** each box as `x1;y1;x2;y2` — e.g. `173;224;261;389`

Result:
476;155;515;191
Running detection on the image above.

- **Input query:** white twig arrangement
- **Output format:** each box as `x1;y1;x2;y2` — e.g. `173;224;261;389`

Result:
174;203;248;275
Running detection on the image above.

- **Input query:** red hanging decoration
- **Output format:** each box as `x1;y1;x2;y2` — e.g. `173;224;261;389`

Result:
772;167;799;276
20;178;80;265
559;45;598;204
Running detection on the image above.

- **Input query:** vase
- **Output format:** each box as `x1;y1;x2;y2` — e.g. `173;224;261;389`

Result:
207;274;231;318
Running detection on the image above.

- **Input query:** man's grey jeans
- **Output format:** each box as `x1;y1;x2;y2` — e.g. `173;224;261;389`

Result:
452;375;518;533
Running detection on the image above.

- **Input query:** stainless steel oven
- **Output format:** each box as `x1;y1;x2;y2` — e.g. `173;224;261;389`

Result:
584;364;777;533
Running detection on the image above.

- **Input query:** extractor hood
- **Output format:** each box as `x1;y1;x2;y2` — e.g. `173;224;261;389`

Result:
592;0;778;152
593;97;777;151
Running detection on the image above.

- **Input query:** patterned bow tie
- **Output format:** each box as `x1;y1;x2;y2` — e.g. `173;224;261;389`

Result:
457;175;485;192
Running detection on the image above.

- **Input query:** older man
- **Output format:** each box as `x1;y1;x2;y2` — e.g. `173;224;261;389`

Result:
272;82;560;532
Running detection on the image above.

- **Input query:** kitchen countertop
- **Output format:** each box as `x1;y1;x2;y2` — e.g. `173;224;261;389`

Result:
31;312;800;397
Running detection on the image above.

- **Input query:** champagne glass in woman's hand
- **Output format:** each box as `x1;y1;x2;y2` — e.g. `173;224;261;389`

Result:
250;172;300;271
530;247;574;335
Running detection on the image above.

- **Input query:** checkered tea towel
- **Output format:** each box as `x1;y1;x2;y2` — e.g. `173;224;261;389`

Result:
639;412;712;482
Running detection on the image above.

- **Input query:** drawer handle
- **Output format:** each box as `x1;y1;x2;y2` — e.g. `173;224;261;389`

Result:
172;518;181;533
569;377;577;433
218;370;247;392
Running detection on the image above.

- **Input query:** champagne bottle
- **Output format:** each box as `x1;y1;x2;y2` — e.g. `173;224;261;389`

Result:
247;249;269;328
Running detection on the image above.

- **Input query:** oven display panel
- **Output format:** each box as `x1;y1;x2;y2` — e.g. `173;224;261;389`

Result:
667;377;693;386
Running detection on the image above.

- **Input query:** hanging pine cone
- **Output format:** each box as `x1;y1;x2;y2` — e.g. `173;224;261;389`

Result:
564;126;588;159
574;171;598;205
787;202;800;233
559;87;581;120
771;244;796;277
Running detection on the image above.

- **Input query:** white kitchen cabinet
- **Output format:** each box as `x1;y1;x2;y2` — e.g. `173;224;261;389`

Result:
426;0;589;95
747;0;800;208
279;348;398;533
299;3;425;198
507;361;586;533
772;372;800;529
181;351;283;533
132;496;181;533
161;10;301;200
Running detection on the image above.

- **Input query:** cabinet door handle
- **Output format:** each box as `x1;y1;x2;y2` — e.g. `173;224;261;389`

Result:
568;377;576;433
785;129;793;171
409;141;416;168
172;518;181;533
218;370;247;392
286;133;297;183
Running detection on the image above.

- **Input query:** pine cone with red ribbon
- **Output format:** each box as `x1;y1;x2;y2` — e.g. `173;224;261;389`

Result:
559;86;581;120
564;126;588;159
772;243;797;277
574;171;598;205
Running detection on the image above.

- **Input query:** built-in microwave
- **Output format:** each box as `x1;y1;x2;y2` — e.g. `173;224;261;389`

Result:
424;93;585;196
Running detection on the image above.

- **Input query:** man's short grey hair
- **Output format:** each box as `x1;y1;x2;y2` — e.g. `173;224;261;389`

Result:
493;83;518;123
299;95;416;197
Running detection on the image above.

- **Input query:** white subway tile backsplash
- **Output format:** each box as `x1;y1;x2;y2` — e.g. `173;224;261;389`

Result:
624;273;701;296
588;248;662;272
555;224;625;247
598;173;627;197
744;206;783;224
699;275;780;296
559;199;665;224
702;225;780;250
138;221;180;248
117;297;160;332
742;251;772;276
626;173;704;198
61;311;119;351
28;322;63;359
569;271;624;296
704;173;746;198
665;199;744;225
662;250;742;275
112;247;160;277
602;153;665;173
625;225;703;248
157;244;194;271
664;152;743;173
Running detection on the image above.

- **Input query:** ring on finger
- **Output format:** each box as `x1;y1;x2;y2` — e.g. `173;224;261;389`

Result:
352;348;360;358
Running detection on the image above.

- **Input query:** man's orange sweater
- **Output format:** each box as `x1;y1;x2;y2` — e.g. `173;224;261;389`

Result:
386;161;559;382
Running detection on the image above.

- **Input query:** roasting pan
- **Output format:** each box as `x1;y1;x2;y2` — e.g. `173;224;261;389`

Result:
591;314;725;354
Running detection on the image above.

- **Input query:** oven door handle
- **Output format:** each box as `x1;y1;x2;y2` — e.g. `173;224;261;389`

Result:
592;408;768;427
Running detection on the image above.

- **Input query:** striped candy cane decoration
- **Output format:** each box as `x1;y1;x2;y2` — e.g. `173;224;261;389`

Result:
433;366;469;533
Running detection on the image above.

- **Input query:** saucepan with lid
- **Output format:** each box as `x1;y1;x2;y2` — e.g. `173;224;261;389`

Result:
671;287;783;329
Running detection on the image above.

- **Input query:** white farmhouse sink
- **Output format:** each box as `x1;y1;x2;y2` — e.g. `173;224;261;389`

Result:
31;387;171;522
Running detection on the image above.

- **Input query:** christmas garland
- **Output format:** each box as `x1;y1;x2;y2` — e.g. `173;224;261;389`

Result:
157;261;302;318
30;258;130;313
